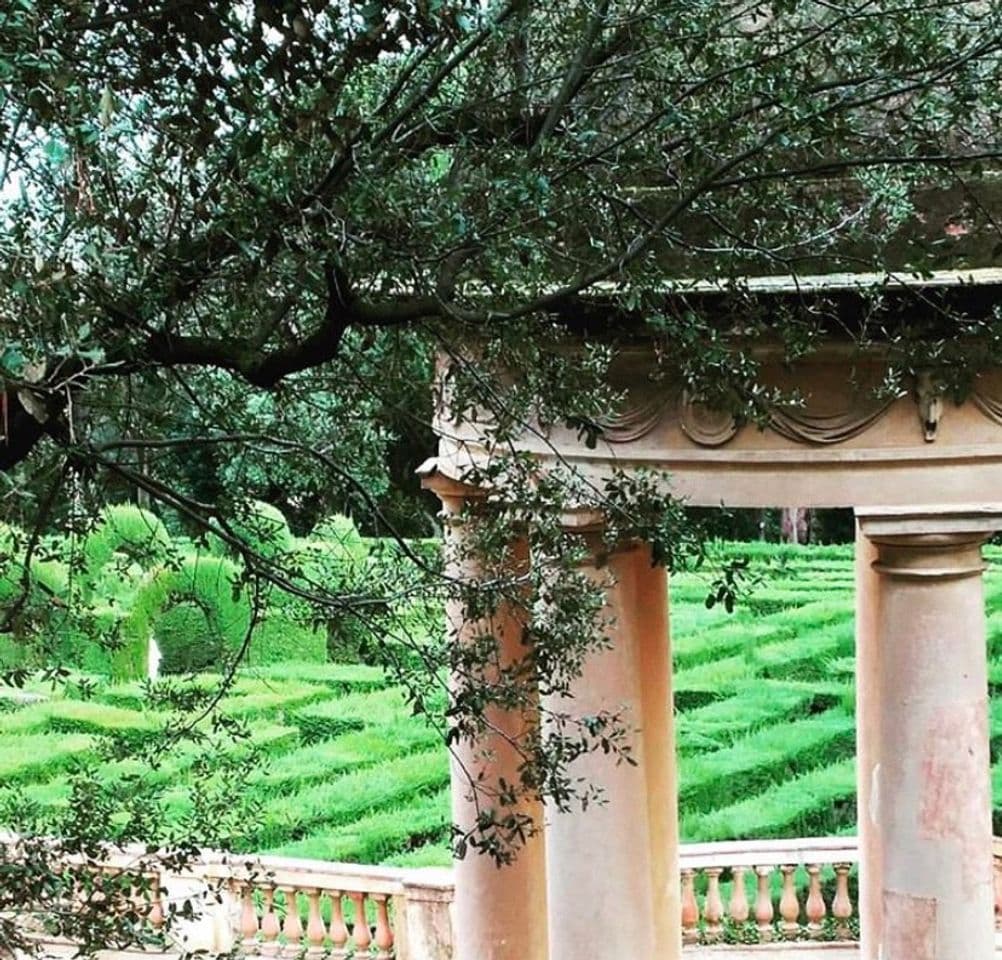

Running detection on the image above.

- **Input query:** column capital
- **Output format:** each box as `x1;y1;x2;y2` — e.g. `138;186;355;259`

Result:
418;458;488;515
855;504;1002;539
856;505;1002;580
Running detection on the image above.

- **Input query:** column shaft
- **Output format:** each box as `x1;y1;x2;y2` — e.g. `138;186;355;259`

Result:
544;544;680;960
860;519;995;960
855;520;882;958
444;519;548;960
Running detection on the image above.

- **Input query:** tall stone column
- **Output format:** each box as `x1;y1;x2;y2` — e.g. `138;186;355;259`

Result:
543;535;680;960
432;481;548;960
855;520;883;957
856;507;1000;960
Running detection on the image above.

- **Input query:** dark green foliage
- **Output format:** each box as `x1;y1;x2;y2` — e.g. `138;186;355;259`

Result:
242;618;327;666
211;500;294;560
153;603;220;674
136;555;251;676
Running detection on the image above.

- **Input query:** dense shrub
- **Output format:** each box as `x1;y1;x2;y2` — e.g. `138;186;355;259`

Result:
125;555;251;676
293;712;366;745
80;505;172;587
211;500;294;559
245;617;327;666
296;515;374;661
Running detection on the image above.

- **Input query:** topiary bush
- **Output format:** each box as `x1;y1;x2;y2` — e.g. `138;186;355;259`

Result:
80;505;172;588
210;500;294;560
153;602;223;674
123;554;252;678
295;515;374;662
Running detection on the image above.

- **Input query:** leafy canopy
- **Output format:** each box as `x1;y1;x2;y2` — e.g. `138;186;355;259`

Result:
0;0;1001;949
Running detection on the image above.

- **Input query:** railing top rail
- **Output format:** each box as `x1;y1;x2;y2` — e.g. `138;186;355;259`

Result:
199;854;411;896
679;836;860;871
1;833;876;890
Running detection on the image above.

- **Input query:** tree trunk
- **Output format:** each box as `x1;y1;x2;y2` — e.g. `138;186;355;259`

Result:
780;507;811;544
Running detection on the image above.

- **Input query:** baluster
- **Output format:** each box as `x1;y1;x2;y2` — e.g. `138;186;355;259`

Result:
305;889;326;959
754;866;775;942
680;868;700;944
149;875;165;936
239;881;261;954
282;887;303;957
805;864;827;939
261;887;281;957
729;866;749;928
372;895;394;960
779;865;800;939
832;863;853;939
329;892;349;960
349;892;372;955
703;868;724;943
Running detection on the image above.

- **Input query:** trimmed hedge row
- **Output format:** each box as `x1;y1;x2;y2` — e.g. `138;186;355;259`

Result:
680;710;855;813
250;748;448;850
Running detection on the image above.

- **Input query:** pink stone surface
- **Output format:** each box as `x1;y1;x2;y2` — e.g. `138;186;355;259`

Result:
882;890;936;960
918;699;992;894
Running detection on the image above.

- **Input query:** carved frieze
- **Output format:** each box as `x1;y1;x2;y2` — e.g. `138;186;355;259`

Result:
768;398;900;445
599;393;671;443
598;368;1002;448
678;391;739;447
601;378;907;447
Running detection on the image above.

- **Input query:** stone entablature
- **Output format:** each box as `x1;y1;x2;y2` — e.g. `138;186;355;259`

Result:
435;271;1002;509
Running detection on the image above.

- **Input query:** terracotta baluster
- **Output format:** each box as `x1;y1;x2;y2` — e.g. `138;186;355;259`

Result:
805;865;827;939
149;876;165;936
239;882;260;954
703;868;724;943
282;887;303;956
729;866;749;928
349;892;372;955
305;889;326;959
372;895;394;960
754;866;775;942
261;887;281;957
779;865;800;939
329;892;350;960
680;868;700;944
832;863;853;939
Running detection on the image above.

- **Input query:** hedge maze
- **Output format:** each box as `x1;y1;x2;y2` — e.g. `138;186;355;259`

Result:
2;541;1001;868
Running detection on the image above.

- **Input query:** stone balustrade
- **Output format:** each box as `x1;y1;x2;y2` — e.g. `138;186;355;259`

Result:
9;835;1002;958
678;837;859;946
195;856;453;960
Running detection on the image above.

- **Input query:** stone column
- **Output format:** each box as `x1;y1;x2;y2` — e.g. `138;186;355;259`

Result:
543;535;680;960
856;506;1000;960
855;519;883;957
433;483;548;960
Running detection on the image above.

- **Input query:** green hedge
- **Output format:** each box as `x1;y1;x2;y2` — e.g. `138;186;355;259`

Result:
265;786;450;863
0;733;96;784
249;748;448;849
682;759;857;842
677;682;824;752
247;721;442;796
680;710;855;813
